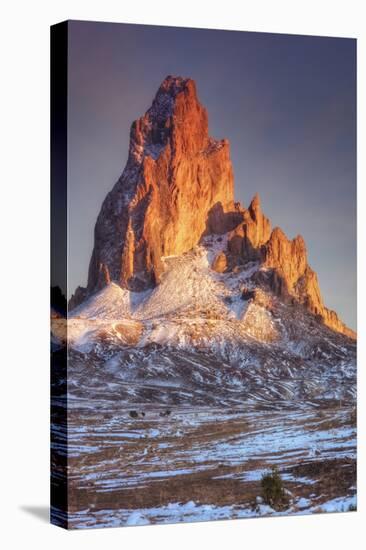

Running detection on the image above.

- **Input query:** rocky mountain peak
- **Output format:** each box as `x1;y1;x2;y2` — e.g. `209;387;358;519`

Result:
84;75;235;295
128;75;211;166
70;76;355;340
156;74;192;96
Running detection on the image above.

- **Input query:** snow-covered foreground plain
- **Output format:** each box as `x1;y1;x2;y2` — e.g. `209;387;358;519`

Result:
65;494;357;529
51;397;356;528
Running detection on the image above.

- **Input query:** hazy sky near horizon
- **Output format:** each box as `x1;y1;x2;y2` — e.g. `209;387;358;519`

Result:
67;21;356;329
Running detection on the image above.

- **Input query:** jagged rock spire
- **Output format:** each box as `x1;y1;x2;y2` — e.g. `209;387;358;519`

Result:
86;75;235;293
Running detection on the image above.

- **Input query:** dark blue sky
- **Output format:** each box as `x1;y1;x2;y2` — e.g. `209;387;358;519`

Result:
68;21;356;329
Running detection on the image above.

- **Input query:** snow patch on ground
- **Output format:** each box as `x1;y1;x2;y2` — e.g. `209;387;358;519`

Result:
70;491;357;529
317;495;356;513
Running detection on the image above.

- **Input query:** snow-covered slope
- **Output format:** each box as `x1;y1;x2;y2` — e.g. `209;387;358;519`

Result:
71;282;135;320
60;232;357;408
67;236;279;350
70;236;268;326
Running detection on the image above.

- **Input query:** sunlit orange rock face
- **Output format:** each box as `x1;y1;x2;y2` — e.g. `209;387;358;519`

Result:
87;76;238;293
260;222;356;339
76;75;355;340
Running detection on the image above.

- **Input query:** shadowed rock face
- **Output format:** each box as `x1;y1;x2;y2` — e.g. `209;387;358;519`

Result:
227;194;272;262
87;75;236;293
70;76;355;340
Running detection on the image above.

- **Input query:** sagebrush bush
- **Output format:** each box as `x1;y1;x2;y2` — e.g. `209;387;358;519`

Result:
261;467;289;510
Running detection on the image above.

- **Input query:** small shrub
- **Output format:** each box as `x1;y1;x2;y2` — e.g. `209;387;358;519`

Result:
261;467;289;510
129;410;138;419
